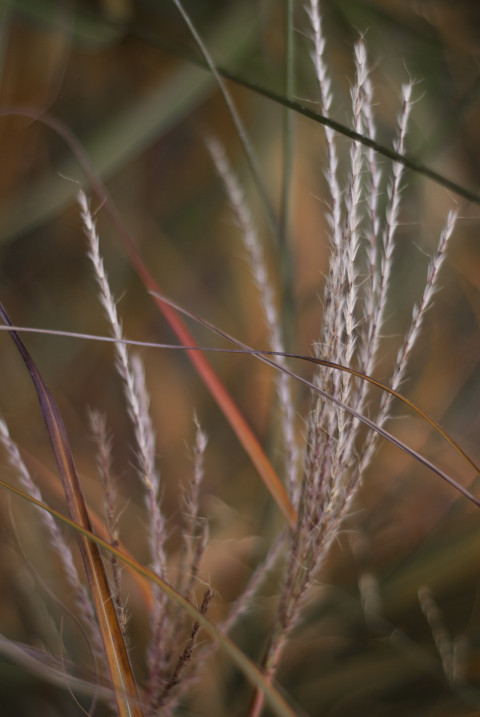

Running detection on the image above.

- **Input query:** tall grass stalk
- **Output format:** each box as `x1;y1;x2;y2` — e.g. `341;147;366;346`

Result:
0;2;473;716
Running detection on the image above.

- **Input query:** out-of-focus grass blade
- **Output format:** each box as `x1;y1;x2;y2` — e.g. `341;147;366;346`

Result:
8;0;123;47
120;23;480;205
23;449;154;611
0;300;143;717
0;109;296;528
0;3;257;242
153;292;480;509
2;311;479;516
0;476;299;717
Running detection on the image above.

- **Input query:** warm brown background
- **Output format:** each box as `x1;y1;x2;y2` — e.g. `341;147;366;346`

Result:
0;1;479;715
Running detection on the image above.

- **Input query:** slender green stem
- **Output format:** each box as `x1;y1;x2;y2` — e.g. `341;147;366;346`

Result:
121;22;480;205
279;0;296;347
170;0;281;245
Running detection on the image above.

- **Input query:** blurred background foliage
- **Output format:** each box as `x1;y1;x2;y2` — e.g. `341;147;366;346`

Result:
0;0;480;715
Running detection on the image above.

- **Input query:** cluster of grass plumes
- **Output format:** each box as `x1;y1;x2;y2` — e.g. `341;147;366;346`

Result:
205;6;459;712
0;1;477;716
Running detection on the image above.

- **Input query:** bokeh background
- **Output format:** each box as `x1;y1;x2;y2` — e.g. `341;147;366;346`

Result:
0;0;480;715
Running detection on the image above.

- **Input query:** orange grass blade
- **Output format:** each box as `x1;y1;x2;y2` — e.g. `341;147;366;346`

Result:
0;301;143;717
0;108;295;529
0;477;299;717
22;449;154;612
149;291;296;527
96;198;296;529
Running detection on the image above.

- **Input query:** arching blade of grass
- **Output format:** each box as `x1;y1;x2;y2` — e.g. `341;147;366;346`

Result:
211;72;479;205
119;23;480;205
0;108;296;528
0;300;143;717
20;447;154;612
1;317;479;509
0;477;300;717
152;292;480;509
282;354;480;479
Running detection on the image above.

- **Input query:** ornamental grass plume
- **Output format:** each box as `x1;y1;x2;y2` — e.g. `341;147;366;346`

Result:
212;3;459;711
0;1;474;716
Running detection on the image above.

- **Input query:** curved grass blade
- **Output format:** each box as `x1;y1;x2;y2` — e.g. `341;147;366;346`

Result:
152;292;480;510
0;108;296;529
117;24;480;206
0;300;143;717
281;353;480;479
31;2;478;206
21;447;154;611
0;477;299;717
1;320;479;504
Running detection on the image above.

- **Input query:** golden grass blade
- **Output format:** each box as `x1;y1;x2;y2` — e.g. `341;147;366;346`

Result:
0;300;143;717
0;477;299;717
285;354;480;478
21;449;154;612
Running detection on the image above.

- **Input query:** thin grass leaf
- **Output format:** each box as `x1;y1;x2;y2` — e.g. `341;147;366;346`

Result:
170;0;279;244
84;27;480;206
151;292;480;510
20;445;154;611
0;300;143;717
0;320;478;501
0;476;300;717
0;108;296;528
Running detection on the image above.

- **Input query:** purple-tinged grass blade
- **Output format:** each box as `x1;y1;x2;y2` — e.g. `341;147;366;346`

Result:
0;107;296;530
0;300;144;717
0;476;299;717
152;292;480;511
